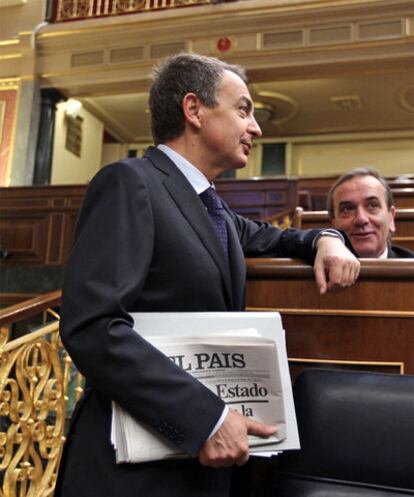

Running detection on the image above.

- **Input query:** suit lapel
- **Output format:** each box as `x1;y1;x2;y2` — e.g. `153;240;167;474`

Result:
387;248;396;259
224;210;246;310
145;147;234;307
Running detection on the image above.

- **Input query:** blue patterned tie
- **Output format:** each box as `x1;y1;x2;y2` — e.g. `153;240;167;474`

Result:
199;187;229;259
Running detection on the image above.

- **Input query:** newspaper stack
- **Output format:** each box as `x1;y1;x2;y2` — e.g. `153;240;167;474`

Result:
111;312;299;464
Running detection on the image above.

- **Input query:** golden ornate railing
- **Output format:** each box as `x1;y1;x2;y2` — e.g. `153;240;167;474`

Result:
52;0;227;22
0;291;82;497
264;209;293;230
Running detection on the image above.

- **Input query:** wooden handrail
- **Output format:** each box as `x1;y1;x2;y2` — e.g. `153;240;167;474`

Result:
246;258;414;280
1;320;60;352
2;257;413;326
263;209;294;225
0;289;62;326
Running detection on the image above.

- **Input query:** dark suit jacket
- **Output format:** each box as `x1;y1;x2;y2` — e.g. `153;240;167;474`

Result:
388;244;414;258
56;147;322;497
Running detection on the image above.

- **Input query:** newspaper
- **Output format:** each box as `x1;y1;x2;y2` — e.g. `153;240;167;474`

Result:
111;312;299;463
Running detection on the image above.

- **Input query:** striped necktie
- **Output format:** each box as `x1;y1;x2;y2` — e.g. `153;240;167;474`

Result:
199;187;229;259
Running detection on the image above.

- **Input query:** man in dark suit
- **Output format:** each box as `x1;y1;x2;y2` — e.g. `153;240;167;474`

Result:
328;167;414;258
56;53;360;497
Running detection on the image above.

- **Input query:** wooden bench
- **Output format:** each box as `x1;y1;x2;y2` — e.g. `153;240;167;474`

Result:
297;177;414;212
0;180;412;267
215;177;297;220
293;207;414;252
246;258;414;378
0;185;86;266
392;188;414;208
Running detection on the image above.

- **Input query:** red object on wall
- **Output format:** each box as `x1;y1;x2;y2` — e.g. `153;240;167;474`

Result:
217;36;232;52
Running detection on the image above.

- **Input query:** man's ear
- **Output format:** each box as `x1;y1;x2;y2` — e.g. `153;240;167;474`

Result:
389;205;396;233
182;93;202;129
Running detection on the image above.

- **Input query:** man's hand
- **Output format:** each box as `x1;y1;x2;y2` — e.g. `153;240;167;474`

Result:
314;235;360;294
198;409;277;468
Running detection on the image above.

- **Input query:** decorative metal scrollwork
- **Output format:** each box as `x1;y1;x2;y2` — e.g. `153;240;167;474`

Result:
115;0;146;14
55;0;211;21
0;319;83;497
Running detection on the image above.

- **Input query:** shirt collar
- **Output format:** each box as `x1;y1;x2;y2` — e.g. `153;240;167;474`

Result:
157;144;211;194
378;247;388;259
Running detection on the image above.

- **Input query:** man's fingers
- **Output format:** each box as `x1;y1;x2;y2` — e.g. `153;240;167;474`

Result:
199;439;249;468
326;259;349;290
343;259;360;286
236;452;250;466
246;418;277;437
352;260;361;282
326;257;361;291
314;236;361;294
314;259;328;294
313;232;363;292
198;411;277;468
325;258;343;289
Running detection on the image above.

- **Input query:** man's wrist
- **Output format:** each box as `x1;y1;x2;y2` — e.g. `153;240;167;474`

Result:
313;229;345;250
207;405;229;439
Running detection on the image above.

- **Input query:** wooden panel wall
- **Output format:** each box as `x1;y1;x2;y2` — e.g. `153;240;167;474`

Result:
0;179;299;267
0;185;86;266
296;176;336;210
297;177;414;211
0;176;412;267
215;177;297;219
246;258;414;378
392;188;414;208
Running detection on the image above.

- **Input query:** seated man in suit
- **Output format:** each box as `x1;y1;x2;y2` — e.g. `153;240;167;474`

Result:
327;167;414;258
56;53;360;497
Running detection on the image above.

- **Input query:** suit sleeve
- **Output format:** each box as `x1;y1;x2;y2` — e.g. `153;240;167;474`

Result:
60;162;225;457
229;211;321;263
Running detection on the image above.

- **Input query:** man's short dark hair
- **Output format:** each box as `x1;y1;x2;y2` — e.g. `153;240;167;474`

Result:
327;167;394;219
149;53;247;145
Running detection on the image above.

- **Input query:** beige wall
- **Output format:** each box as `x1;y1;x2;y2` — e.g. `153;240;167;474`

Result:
1;0;413;185
101;143;129;167
237;143;263;179
0;0;46;41
239;131;413;179
53;127;414;185
290;134;414;178
50;102;104;184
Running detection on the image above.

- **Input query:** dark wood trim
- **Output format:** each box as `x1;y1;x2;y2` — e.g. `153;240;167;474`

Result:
0;185;87;266
246;257;414;280
246;258;414;375
0;290;61;326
